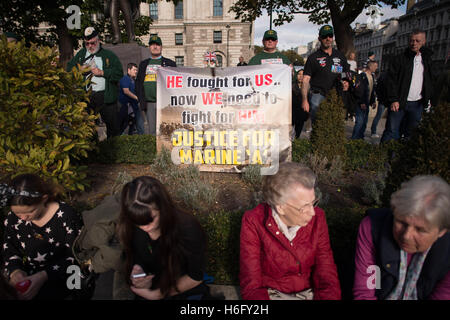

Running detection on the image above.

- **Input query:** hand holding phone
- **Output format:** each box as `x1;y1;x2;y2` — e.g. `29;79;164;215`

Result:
132;273;147;279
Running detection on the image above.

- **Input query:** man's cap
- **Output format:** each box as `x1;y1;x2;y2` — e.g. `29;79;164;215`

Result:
368;51;375;57
84;27;99;40
5;32;19;40
149;35;162;45
319;25;334;37
263;30;277;41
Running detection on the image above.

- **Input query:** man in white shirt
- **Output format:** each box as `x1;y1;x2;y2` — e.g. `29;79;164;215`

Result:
381;30;434;142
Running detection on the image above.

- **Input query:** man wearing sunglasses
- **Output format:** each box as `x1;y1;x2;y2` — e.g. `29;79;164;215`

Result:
302;25;349;125
67;27;123;139
248;29;292;66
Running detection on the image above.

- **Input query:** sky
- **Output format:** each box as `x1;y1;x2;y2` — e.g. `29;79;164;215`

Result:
254;3;407;50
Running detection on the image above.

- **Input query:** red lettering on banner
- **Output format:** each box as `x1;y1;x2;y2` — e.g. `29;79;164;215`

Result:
201;92;223;105
254;74;273;86
237;110;265;124
167;76;183;88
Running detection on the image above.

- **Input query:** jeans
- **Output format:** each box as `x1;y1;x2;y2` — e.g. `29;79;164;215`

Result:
381;100;423;143
370;103;385;135
351;105;369;139
309;92;326;123
118;102;144;135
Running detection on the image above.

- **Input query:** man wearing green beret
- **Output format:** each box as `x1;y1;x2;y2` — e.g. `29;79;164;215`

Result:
302;25;349;124
248;30;292;66
136;35;177;135
67;27;123;139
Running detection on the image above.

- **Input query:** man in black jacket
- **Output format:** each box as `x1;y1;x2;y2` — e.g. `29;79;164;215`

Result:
381;29;434;143
351;60;378;139
136;35;176;135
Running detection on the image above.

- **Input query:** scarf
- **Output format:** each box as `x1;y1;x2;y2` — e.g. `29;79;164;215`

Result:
386;248;430;300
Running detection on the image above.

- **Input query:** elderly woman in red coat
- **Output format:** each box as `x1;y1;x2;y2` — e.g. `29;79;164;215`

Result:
239;162;341;300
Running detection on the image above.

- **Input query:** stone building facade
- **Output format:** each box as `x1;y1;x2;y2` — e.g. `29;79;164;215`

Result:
396;0;449;70
353;0;449;72
139;0;254;67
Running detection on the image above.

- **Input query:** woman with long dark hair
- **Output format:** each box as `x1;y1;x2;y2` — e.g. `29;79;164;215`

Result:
117;176;209;300
1;173;83;300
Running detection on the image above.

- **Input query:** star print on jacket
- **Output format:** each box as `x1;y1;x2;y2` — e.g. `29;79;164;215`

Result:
1;202;83;281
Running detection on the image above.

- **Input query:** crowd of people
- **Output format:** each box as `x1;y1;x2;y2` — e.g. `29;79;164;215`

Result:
1;25;449;301
1;168;449;300
60;23;448;143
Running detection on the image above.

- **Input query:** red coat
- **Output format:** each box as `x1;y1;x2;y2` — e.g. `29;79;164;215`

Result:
239;203;341;300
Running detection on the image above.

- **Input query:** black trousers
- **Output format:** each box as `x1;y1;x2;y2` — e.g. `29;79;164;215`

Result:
89;91;120;139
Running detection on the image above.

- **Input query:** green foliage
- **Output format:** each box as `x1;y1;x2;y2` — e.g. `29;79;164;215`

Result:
230;0;403;54
92;134;157;164
299;153;344;184
241;165;263;192
383;102;450;205
0;39;96;192
280;49;305;65
291;138;312;163
151;148;218;214
362;171;387;206
310;89;347;162
324;205;366;299
344;139;400;172
196;210;244;285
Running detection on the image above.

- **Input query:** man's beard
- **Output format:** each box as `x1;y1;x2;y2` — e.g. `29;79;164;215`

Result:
88;45;100;55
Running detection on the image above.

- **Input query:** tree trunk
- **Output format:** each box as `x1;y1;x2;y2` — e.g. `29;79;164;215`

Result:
333;21;355;57
56;22;74;69
327;0;355;57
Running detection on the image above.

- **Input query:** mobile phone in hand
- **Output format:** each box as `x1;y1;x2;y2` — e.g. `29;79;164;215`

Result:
132;273;147;279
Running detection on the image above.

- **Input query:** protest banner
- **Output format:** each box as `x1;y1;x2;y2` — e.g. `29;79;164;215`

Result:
156;64;292;174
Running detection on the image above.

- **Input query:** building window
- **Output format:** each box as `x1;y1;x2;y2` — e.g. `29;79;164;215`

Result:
213;0;223;16
213;31;222;43
175;56;184;66
175;33;183;45
149;3;158;20
175;1;183;19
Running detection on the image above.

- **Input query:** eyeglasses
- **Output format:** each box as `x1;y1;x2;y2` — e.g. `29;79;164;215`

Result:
284;198;320;215
85;40;98;46
320;34;334;40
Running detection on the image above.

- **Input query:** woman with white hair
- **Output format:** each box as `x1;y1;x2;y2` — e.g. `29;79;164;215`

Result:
353;175;450;300
239;162;341;300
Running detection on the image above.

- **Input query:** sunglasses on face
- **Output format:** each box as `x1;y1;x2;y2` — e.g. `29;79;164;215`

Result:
85;40;98;46
320;34;334;40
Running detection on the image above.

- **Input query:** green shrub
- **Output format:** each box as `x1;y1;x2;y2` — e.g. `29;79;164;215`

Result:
383;102;450;205
196;210;244;285
241;165;263;192
362;171;387;206
92;134;157;164
299;153;344;184
151;149;218;214
292;138;312;163
0;39;96;191
324;205;366;300
345;139;400;172
310;89;347;162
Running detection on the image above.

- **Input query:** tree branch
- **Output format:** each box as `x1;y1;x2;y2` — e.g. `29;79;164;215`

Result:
291;5;328;14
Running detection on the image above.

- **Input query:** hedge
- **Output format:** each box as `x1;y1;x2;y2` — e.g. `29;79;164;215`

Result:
90;134;157;164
